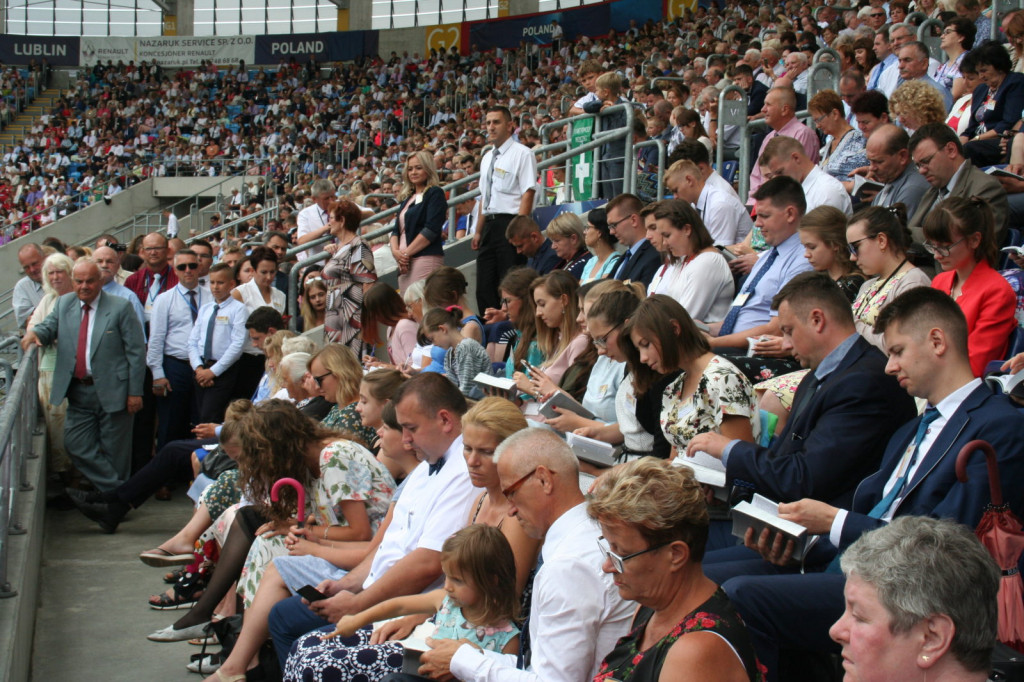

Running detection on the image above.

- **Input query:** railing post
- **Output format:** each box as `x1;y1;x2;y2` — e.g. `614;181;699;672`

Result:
717;84;749;196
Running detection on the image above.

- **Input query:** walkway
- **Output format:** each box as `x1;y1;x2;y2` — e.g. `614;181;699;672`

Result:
33;491;208;681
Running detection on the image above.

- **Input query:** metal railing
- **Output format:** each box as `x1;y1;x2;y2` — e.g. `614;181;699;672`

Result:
0;348;39;599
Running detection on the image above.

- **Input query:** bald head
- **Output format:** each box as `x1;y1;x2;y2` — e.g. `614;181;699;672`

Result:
72;260;102;304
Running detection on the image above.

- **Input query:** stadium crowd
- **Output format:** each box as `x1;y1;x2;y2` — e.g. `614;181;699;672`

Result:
8;0;1024;679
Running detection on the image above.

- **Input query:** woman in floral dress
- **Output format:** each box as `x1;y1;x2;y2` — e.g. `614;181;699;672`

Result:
323;198;377;355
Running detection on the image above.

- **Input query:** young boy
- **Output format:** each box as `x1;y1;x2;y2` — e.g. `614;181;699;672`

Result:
583;72;628;199
187;263;248;423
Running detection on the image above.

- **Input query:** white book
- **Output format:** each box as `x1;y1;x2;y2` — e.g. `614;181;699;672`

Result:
1001;245;1024;256
566;431;618;468
986;166;1024;181
851;174;884;198
731;494;817;560
985;369;1024;396
539;391;596;420
673;452;728;500
472;372;517;392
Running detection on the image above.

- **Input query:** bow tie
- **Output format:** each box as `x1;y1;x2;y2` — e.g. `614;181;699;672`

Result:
428;457;446;476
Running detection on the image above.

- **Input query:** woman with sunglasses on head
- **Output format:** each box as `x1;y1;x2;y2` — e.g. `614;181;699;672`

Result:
307;344;379;447
924;196;1017;376
846;204;931;351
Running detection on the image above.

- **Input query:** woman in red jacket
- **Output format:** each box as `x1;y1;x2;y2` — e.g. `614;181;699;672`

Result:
924;196;1017;376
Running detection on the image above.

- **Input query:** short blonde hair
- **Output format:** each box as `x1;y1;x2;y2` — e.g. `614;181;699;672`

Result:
545;212;586;245
889;80;947;128
463;397;528;441
310;344;363;405
595;71;622;95
587;457;710;560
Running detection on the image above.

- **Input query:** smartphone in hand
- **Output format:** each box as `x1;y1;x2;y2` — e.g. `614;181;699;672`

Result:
298;585;328;602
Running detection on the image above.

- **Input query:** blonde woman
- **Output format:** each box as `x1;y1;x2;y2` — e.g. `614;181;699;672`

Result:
28;252;75;479
390;150;447;290
513;270;589;396
546;212;592;279
888;81;948;135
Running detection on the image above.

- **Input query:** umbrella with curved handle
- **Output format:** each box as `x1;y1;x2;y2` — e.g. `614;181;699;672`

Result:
271;477;306;529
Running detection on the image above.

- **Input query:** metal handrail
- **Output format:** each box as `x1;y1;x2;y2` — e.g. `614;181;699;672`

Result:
0;350;39;599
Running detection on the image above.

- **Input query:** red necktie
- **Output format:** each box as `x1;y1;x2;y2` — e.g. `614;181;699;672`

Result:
74;303;90;379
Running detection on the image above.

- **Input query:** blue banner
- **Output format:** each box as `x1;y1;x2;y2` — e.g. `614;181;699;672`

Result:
533;200;607;231
254;31;378;64
0;36;79;66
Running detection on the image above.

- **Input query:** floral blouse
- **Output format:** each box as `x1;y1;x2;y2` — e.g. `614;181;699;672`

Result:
820;128;868;181
321;401;378;450
660;355;760;449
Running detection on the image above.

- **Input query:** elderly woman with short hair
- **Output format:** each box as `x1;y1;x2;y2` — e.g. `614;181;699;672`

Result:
546;212;592;280
588;458;765;682
831;516;999;682
28;252;75;478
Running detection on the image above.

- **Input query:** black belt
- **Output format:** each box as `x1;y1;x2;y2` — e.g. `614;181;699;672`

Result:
484;213;515;222
165;355;190;364
71;376;95;385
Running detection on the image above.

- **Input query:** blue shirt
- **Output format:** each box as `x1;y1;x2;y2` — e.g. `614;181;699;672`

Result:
732;232;813;333
103;280;146;336
187;296;248;376
147;283;211;377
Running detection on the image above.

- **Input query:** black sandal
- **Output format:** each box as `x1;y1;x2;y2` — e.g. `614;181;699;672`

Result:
148;569;209;610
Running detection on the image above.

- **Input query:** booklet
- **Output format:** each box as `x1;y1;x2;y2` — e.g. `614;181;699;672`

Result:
472;373;517;393
539;391;596;421
731;494;817;560
394;621;437;674
673;452;728;500
986;166;1024;181
851;174;884;199
985;369;1024;397
566;431;619;468
1001;245;1024;256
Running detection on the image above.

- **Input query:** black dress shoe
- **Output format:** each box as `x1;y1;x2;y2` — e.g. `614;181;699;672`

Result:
46;493;76;511
64;487;107;505
68;497;129;534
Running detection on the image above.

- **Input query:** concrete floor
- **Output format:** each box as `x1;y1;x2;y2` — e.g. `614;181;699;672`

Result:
32;491;208;681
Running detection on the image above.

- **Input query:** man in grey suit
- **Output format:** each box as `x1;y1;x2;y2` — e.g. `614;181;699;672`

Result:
867;125;930;217
22;260;146;495
907;123;1008;247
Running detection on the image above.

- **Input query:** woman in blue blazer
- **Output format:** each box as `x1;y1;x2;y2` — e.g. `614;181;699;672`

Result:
390;150;448;290
961;40;1024;166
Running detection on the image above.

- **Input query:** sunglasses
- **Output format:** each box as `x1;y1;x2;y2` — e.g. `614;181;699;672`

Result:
175;262;199;271
502;467;539;502
312;371;332;388
847;235;876;256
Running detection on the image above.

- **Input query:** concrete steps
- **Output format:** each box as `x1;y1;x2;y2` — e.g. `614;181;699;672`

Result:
0;88;62;149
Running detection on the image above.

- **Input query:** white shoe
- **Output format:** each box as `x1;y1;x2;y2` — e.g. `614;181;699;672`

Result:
147;621;211;642
186;655;221;674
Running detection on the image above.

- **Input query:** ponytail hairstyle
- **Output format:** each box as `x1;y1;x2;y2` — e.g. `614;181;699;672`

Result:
361;368;408;402
923;196;998;267
586;285;656;392
421;305;465;335
424;266;469;309
848;203;912;255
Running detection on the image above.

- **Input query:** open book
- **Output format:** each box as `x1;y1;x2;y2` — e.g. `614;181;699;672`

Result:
851;174;884;199
986;166;1024;181
985;369;1024;396
539;391;596;420
673;451;728;500
731;494;818;560
1001;245;1024;256
566;431;619;468
372;619;437;674
473;373;517;393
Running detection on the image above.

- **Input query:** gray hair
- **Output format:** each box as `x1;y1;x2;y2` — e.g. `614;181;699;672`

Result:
403;279;426;305
493;428;579;478
840;516;999;672
40;252;75;297
278;352;312;384
888;22;911;40
310;178;335;198
744;48;762;63
282;336;317;356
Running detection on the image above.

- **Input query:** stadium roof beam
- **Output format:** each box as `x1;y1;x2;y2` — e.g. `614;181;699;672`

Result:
326;0;349;8
152;0;175;14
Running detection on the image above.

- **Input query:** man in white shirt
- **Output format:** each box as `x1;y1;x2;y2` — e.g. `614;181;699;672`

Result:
666;159;753;245
415;429;633;682
149;249;210;449
758;136;853;215
13;242;44;329
294;178;335;260
164;209;179;239
267;373;479;666
473;105;537;312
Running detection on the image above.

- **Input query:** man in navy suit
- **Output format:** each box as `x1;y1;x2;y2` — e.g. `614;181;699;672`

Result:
690;272;918;511
607;193;661;287
699;287;1024;679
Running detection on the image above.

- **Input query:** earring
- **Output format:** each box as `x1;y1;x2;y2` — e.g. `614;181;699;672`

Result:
921;655;930;662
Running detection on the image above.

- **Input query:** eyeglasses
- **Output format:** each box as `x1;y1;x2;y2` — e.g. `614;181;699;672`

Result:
175;262;199;271
942;27;957;35
143;246;166;252
812;112;827;126
923;236;966;257
869;12;886;17
312;371;332;388
500;297;515;308
593;322;622;350
847;235;877;256
914;151;938;170
607;213;636;230
502;467;539;502
597;536;673;573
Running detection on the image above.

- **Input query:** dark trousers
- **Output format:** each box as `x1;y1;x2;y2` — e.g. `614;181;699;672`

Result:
269;595;331;669
476;213;521;313
232;352;265;402
155;356;195;451
131;367;157;475
116;437;216;508
65;382;133;492
194;362;241;424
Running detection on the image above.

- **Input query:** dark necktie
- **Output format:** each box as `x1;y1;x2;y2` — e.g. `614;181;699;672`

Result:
484;149;500;212
427;456;446;476
74;303;90;379
187;290;198;323
789;373;822;422
718;247;779;336
203;303;219;363
615;248;633;280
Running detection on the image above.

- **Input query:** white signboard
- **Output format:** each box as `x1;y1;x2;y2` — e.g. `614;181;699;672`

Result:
81;35;255;68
